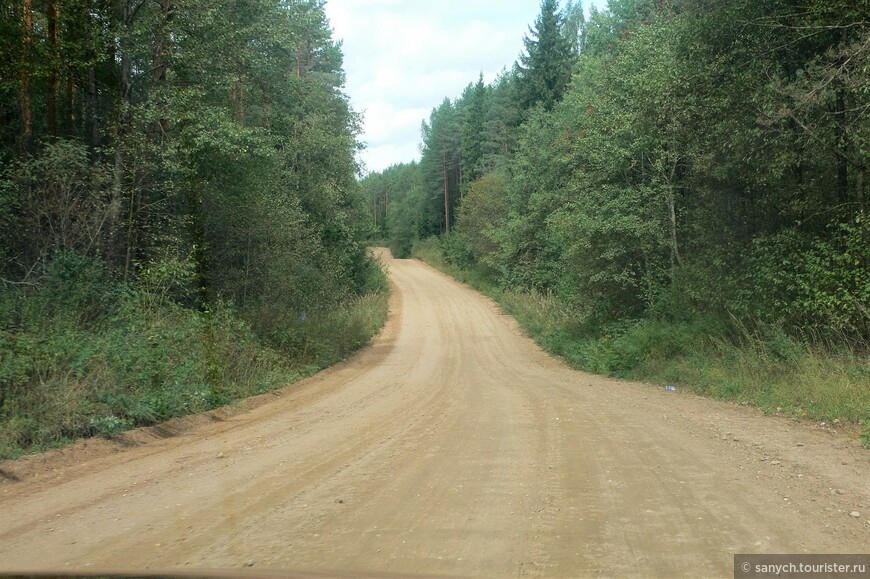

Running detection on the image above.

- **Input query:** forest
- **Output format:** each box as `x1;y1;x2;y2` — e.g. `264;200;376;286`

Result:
0;0;386;457
1;0;869;457
362;0;870;439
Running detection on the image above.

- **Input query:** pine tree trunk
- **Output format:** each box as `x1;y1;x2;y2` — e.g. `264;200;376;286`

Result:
186;185;210;310
19;0;33;152
67;75;76;133
85;3;100;148
152;0;172;139
47;0;59;140
116;1;135;280
836;85;849;206
443;153;450;233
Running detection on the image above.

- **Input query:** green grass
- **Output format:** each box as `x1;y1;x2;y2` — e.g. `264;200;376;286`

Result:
412;237;500;296
0;264;389;460
413;238;870;447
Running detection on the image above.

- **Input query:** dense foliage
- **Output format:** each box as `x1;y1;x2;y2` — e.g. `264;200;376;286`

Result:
0;0;385;456
365;0;869;342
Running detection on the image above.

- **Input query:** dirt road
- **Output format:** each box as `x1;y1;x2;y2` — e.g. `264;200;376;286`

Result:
1;251;868;577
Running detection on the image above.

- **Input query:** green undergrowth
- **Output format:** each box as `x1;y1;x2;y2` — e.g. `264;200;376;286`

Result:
0;256;389;460
412;237;495;293
413;239;870;447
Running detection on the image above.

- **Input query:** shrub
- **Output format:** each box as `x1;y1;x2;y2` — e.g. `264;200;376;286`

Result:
0;253;389;459
746;216;870;340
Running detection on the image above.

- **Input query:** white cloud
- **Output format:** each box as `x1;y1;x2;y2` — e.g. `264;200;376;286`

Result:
360;103;429;146
325;0;608;174
358;142;422;175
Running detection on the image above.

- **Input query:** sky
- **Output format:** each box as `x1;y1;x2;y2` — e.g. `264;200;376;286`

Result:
323;0;609;175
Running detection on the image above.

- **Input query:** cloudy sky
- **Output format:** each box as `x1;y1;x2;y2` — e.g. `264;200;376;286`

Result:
323;0;609;175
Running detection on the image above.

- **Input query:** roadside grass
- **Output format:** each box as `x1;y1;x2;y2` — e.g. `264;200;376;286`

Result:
411;237;495;293
412;239;870;447
0;264;389;460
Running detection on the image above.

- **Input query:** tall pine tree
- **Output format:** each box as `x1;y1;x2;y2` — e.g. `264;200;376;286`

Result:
516;0;575;112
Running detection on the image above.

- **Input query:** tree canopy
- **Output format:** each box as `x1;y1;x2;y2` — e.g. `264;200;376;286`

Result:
366;0;870;341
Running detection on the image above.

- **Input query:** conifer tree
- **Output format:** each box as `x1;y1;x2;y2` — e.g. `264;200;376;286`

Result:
516;0;575;111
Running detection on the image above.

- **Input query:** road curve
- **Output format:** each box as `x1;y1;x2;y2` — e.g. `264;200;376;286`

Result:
0;251;868;577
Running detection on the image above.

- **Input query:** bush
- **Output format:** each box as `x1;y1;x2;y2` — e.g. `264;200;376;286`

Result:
0;139;115;279
0;251;390;459
745;216;870;340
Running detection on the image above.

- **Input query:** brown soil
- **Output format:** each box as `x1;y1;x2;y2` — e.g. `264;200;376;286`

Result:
1;250;868;577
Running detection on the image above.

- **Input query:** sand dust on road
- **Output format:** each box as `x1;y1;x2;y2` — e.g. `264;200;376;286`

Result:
1;250;868;577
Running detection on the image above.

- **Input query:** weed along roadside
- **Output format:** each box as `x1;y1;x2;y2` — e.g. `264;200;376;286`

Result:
0;257;389;460
410;238;870;449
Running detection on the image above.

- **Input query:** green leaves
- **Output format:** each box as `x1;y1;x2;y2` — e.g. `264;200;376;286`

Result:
364;0;870;346
748;217;870;338
0;0;395;460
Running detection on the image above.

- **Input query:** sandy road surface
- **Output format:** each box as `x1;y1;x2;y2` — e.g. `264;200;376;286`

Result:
1;251;868;577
